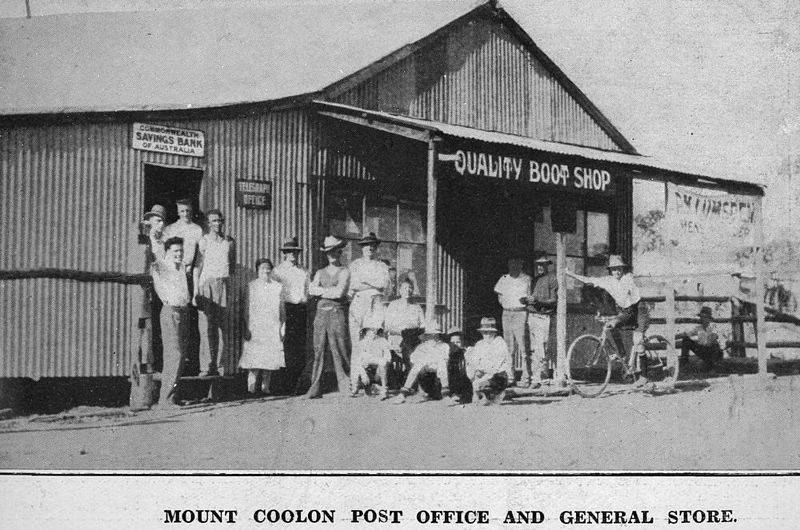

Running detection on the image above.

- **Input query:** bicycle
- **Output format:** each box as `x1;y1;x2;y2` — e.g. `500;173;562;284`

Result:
567;314;673;398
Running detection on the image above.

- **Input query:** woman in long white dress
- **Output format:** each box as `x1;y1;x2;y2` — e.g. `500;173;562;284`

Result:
239;258;285;394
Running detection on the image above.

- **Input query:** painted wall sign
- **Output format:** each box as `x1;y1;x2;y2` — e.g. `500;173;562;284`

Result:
442;148;612;193
132;122;205;157
235;179;272;210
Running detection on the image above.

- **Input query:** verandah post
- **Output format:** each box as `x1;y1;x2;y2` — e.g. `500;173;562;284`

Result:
555;232;567;381
754;197;767;377
425;136;438;323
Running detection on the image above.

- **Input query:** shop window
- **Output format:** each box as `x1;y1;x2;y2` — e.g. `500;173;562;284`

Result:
327;189;426;297
535;207;610;303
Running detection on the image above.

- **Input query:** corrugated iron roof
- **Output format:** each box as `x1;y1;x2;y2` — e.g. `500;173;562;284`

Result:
0;0;484;115
315;100;764;192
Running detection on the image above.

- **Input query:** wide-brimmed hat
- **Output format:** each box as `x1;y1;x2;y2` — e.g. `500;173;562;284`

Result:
420;323;443;341
280;236;302;253
361;315;384;333
476;317;498;333
697;307;713;318
357;232;381;247
606;254;627;269
534;256;553;265
320;235;345;252
446;326;463;337
731;270;755;279
142;204;166;222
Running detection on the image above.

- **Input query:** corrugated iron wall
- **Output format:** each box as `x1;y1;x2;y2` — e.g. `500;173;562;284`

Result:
0;108;313;378
332;14;621;151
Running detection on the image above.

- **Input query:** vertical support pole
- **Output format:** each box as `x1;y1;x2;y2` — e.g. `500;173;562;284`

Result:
754;197;767;377
664;182;677;383
425;136;438;323
555;232;567;381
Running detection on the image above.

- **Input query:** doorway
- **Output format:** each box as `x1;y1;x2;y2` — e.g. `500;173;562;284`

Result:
143;164;204;225
142;163;204;373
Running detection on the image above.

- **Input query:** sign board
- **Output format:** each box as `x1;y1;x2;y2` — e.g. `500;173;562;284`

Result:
235;179;272;210
132;123;205;157
436;139;617;197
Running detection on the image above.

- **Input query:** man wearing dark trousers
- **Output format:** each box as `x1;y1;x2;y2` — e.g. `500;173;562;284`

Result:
273;236;310;394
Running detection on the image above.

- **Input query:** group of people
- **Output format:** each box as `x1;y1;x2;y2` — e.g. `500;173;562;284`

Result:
136;200;731;409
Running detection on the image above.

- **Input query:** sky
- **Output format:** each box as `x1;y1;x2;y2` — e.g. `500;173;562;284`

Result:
1;0;798;235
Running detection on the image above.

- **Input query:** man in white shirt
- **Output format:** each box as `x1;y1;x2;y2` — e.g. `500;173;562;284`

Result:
567;254;651;386
273;236;310;394
163;199;204;372
151;236;191;407
348;232;390;353
465;317;511;405
494;256;530;386
391;323;453;404
678;306;722;370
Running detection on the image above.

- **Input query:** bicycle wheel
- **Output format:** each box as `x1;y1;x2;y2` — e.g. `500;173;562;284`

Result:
567;334;612;398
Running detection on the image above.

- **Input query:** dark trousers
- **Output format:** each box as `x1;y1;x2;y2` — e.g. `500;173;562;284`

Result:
283;303;308;394
681;337;723;367
305;306;350;397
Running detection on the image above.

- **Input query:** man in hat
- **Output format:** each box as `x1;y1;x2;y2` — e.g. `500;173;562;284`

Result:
273;236;310;394
348;232;391;352
194;209;235;376
464;317;510;405
494;255;531;386
729;270;757;357
523;256;558;388
566;255;651;386
128;205;167;374
305;236;351;398
391;323;453;404
446;326;472;402
151;236;192;408
678;307;722;370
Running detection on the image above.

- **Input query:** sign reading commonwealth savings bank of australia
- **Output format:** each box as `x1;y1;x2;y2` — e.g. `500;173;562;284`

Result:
132;123;205;157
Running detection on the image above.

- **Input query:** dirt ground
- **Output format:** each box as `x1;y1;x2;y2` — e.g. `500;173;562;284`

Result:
1;374;799;471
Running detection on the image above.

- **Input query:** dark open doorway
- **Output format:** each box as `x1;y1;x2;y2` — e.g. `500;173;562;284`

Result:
143;164;204;225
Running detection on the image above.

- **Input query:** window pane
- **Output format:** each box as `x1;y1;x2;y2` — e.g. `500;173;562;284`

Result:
328;192;363;238
397;243;426;297
339;240;358;268
564;257;585;303
375;244;398;296
587;211;610;258
398;204;426;243
564;210;585;255
534;206;556;255
365;200;397;241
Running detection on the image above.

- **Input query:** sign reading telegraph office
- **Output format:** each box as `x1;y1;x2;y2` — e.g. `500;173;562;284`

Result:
236;179;272;210
132;122;205;157
437;140;616;196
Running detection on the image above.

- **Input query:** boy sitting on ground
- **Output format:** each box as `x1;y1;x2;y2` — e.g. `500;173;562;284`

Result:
350;316;392;399
465;317;510;405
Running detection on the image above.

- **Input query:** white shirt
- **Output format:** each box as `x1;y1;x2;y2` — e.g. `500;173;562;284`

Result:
273;261;310;304
151;260;190;307
574;272;641;309
197;234;233;282
466;336;510;378
384;299;425;334
348;257;390;298
494;272;531;309
163;221;203;267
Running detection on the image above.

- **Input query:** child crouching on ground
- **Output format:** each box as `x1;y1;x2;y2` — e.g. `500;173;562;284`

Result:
350;315;392;399
465;317;510;405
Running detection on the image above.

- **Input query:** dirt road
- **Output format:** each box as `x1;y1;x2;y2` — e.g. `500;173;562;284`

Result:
1;375;798;470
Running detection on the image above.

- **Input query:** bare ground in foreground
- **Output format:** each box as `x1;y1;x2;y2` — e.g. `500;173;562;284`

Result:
1;374;799;471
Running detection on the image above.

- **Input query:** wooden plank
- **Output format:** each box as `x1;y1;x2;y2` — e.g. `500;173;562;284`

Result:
663;182;678;383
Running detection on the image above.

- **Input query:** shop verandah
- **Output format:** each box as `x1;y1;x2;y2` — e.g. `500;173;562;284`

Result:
314;101;773;382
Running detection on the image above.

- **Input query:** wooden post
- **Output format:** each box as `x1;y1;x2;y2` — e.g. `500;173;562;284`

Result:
555;232;567;381
754;197;767;377
663;182;677;383
425;137;438;323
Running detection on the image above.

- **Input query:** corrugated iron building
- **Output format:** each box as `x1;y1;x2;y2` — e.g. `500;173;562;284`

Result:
0;0;761;380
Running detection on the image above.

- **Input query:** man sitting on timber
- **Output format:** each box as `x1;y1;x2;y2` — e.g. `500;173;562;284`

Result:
464;317;510;405
678;306;722;370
